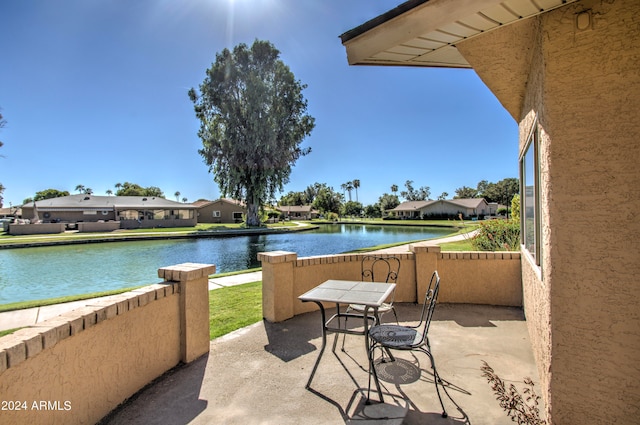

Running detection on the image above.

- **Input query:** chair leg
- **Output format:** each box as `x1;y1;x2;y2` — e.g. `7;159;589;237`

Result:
367;345;384;403
422;348;447;418
390;306;399;325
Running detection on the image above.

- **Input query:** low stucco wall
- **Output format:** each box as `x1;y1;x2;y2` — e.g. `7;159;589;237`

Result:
259;243;522;323
0;262;213;425
119;218;197;229
8;223;66;235
77;221;121;232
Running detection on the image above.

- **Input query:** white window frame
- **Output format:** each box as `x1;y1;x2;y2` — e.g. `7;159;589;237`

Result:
520;118;541;267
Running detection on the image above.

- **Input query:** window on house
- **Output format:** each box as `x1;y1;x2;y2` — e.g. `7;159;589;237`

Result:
175;209;193;219
232;212;243;222
118;210;138;220
520;121;540;264
213;211;221;217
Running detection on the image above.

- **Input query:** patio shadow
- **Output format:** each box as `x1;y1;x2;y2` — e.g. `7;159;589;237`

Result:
395;302;525;328
263;313;322;362
97;355;209;425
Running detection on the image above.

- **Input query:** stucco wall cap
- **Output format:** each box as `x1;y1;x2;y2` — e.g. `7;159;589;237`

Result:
258;251;298;263
410;243;441;253
158;263;215;281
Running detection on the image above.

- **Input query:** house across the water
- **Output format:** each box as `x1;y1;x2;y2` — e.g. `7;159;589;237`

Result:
391;198;499;219
15;194;196;233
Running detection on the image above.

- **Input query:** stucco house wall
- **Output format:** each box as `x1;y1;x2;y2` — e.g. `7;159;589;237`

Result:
393;199;490;219
420;199;490;218
20;208;117;223
458;1;640;422
197;199;246;223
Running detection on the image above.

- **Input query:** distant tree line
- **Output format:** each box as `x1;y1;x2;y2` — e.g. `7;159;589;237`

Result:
278;178;519;219
21;182;190;204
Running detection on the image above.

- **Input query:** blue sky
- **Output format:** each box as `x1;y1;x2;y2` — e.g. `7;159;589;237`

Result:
0;0;517;208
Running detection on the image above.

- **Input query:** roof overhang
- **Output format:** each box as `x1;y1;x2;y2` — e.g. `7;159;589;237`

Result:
340;0;577;68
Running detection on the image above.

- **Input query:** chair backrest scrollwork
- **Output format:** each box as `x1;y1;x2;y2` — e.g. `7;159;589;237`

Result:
361;255;400;283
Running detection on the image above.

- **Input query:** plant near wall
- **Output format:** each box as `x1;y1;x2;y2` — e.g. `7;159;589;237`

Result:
481;361;547;425
471;219;520;251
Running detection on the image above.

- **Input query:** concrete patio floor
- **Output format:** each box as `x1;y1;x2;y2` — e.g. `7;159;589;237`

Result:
99;303;541;425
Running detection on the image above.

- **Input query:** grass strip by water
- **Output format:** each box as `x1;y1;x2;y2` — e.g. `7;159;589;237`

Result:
439;239;475;251
0;286;147;313
209;281;262;340
0;328;21;338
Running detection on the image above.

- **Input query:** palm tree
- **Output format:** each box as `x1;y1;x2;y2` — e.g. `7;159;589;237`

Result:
182;197;188;203
174;191;181;201
75;184;85;193
106;189;113;196
391;184;398;195
352;179;360;202
84;188;93;195
342;181;354;202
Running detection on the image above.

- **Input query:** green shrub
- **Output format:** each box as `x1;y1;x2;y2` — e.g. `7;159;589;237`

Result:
472;219;520;251
326;212;339;221
511;194;521;221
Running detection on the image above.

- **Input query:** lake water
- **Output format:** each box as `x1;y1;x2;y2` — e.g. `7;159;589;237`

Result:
0;224;452;304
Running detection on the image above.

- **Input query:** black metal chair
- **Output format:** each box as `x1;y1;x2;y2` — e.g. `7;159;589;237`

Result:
347;255;400;321
337;255;400;352
366;270;448;418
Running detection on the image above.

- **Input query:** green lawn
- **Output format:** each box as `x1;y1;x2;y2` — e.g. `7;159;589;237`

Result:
440;239;475;251
0;327;21;338
208;281;263;340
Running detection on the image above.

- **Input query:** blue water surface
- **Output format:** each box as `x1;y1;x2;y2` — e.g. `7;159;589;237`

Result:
0;224;452;304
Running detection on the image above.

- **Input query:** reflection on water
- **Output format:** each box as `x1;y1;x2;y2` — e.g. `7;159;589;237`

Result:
0;224;452;304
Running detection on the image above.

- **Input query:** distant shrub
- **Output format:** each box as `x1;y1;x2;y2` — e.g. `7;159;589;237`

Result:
422;212;464;220
472;219;520;251
326;212;339;221
511;194;521;222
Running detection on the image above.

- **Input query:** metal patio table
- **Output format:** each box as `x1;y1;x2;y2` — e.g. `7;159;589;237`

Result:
298;279;396;390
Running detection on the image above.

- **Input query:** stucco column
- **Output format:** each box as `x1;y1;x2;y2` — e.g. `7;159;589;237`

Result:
158;262;215;363
258;251;297;323
410;243;440;304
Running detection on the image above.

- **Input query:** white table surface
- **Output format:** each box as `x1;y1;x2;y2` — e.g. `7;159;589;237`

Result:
299;279;395;306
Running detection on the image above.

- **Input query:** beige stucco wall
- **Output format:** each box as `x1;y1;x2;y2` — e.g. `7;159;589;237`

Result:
9;223;66;235
20;208;117;224
259;245;522;323
77;221;121;232
420;201;489;218
119;217;197;229
459;1;640;423
197;200;245;223
0;263;213;425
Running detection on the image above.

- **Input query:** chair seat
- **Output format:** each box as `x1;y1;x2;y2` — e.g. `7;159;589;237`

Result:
348;302;393;313
369;324;422;348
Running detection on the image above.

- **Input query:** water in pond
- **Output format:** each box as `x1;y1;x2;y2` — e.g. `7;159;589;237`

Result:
0;224;452;304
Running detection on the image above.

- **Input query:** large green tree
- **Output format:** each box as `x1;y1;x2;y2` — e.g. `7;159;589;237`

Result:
312;184;342;214
454;185;478;199
33;189;70;201
115;182;165;197
378;193;400;215
480;178;519;206
189;40;315;226
279;190;306;206
400;180;430;201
